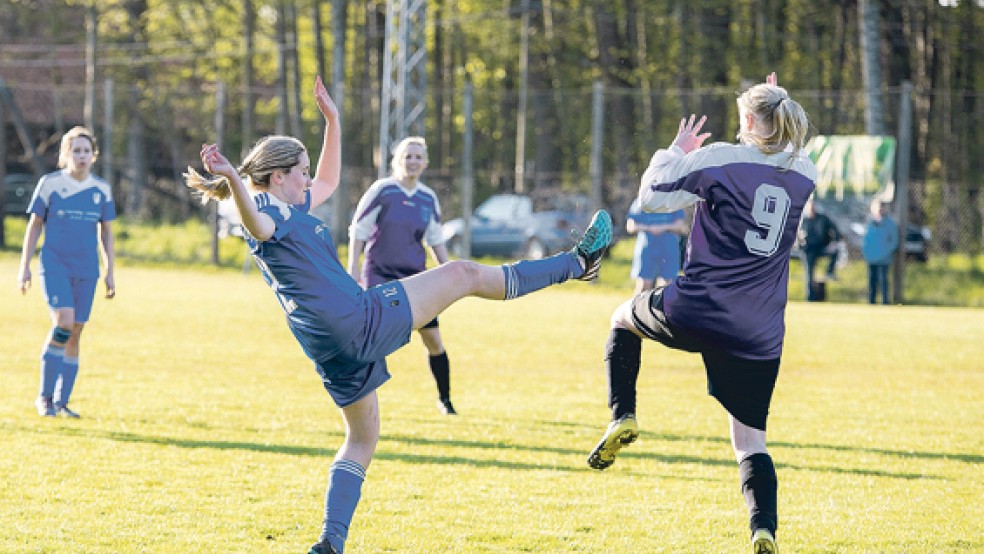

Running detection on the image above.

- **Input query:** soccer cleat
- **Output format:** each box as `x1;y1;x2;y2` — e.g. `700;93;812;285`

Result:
573;210;613;281
308;541;340;554
35;396;55;417
751;528;778;554
437;398;458;415
54;403;81;418
587;414;638;470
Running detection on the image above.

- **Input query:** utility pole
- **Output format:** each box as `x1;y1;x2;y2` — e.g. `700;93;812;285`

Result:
379;0;426;177
859;0;885;136
514;0;530;193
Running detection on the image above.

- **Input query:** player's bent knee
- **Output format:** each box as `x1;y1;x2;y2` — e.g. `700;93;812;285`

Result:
610;299;635;329
445;259;483;288
51;326;73;345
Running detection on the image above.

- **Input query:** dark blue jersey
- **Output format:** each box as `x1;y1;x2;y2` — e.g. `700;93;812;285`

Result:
349;179;444;286
246;190;366;362
640;143;817;359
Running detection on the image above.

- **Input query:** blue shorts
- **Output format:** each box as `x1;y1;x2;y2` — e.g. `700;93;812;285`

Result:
297;281;414;407
631;234;681;282
40;271;98;323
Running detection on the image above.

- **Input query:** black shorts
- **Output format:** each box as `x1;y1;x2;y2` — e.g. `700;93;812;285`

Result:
630;287;780;431
420;316;439;330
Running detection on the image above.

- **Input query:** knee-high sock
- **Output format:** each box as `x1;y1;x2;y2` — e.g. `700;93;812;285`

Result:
501;252;582;299
39;345;65;399
740;452;778;535
607;328;642;420
54;356;79;406
319;459;366;553
429;352;451;400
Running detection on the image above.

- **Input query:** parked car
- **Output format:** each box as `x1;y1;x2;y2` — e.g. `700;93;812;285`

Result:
441;193;593;259
817;197;931;262
3;173;35;216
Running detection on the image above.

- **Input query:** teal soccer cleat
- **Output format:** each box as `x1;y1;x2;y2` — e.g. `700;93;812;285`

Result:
573;209;613;281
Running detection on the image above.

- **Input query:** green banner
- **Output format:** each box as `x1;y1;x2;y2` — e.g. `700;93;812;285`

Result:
805;135;896;200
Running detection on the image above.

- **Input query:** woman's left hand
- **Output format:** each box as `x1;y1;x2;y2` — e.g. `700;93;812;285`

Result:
314;76;339;121
104;272;116;299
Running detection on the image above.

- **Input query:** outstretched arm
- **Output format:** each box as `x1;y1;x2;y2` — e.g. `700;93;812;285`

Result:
200;143;276;241
309;76;342;208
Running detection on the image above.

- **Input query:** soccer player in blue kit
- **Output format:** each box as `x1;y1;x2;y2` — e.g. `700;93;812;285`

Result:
587;74;815;554
625;198;688;294
347;136;459;415
186;77;612;554
17;126;117;418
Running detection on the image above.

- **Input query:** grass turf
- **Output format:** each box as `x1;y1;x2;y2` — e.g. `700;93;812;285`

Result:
0;256;981;552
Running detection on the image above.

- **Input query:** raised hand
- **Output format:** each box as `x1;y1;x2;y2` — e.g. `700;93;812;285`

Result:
670;114;712;154
766;72;777;86
200;143;235;179
314;76;339;122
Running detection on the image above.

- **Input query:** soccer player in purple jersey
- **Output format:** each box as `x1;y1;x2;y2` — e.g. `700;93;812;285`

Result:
186;76;612;554
347;137;459;415
587;74;816;554
17;126;117;419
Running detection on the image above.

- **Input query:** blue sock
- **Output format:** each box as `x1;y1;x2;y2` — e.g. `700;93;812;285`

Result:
319;459;366;553
501;252;582;299
39;345;65;399
55;356;79;406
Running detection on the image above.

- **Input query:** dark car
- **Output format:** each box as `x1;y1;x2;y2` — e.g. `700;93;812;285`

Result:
3;173;35;216
441;193;593;259
817;197;931;262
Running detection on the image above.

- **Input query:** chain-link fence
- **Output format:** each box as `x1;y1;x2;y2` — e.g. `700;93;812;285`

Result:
2;78;981;304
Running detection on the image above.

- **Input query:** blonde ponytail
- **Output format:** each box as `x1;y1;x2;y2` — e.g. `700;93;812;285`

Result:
183;166;232;204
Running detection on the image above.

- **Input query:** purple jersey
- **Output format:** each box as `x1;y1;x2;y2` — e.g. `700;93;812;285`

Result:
639;142;817;359
349;179;444;286
28;169;116;279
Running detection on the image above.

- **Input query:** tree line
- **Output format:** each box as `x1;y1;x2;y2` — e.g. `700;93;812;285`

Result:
0;0;981;252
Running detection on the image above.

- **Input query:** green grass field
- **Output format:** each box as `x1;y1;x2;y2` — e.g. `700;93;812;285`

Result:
1;255;982;553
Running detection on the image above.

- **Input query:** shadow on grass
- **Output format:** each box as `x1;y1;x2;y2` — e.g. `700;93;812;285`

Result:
18;421;966;480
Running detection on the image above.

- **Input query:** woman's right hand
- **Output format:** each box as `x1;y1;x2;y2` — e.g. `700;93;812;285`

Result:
670;114;712;154
201;143;235;179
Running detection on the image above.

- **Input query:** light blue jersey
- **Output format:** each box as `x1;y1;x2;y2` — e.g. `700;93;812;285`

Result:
626;199;684;282
28;169;116;279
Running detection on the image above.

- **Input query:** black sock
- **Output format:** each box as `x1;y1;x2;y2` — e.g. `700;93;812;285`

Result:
429;352;450;400
606;328;642;420
739;452;778;535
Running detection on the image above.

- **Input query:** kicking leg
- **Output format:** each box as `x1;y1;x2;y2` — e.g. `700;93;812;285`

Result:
402;210;612;328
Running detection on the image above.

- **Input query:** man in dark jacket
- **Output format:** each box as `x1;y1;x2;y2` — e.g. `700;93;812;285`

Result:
797;196;841;301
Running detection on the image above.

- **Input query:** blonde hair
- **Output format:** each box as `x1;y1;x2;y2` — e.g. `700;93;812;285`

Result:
390;136;428;179
58;126;98;168
184;135;306;203
737;83;810;158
